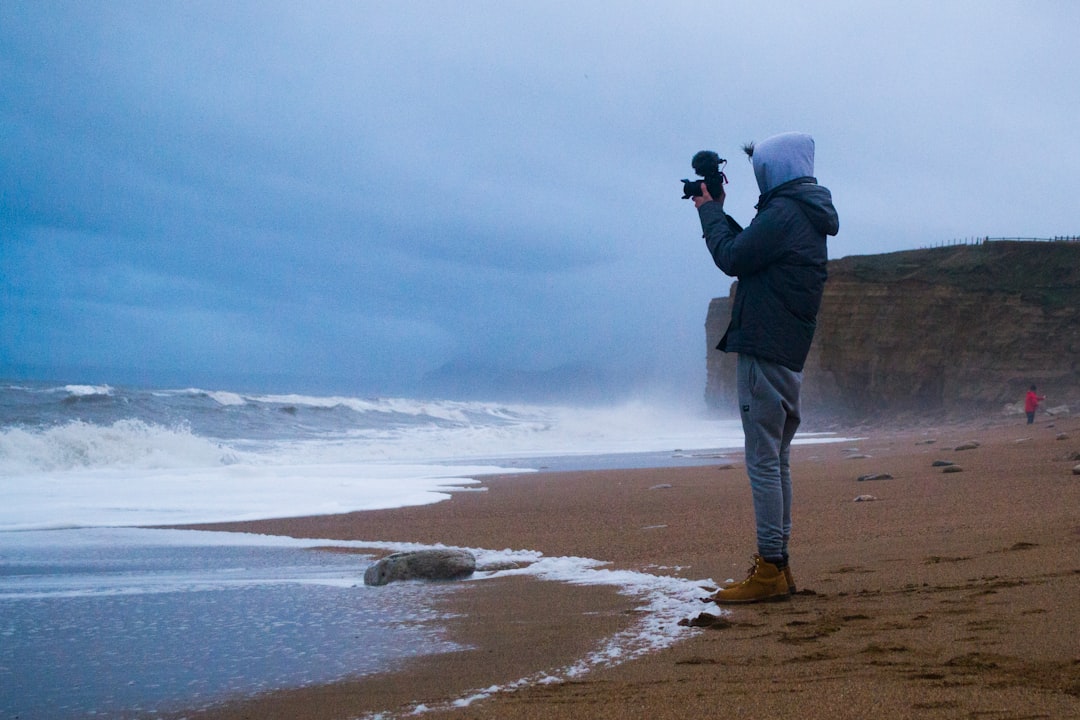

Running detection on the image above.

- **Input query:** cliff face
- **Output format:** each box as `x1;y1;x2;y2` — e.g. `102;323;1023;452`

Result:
705;241;1080;423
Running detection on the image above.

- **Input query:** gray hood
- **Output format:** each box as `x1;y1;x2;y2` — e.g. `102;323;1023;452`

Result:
752;132;815;194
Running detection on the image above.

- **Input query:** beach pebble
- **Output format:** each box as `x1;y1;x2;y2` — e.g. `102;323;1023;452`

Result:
649;483;673;490
679;612;732;629
931;460;955;467
857;473;893;482
915;439;937;445
942;465;964;474
1073;464;1080;475
364;549;476;586
847;454;872;460
1056;433;1069;441
954;442;981;451
854;494;878;502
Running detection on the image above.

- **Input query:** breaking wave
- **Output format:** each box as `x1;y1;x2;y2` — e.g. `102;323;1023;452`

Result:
0;420;238;474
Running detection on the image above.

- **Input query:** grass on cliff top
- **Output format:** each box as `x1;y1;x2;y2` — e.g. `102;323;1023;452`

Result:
830;241;1080;308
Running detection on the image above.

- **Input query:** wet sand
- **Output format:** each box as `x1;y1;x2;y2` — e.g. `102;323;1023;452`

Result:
176;415;1080;719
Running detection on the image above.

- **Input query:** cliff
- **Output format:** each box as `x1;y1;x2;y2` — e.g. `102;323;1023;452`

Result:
705;241;1080;425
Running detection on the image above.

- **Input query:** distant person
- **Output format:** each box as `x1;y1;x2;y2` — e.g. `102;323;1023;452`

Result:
691;132;839;603
1024;384;1046;424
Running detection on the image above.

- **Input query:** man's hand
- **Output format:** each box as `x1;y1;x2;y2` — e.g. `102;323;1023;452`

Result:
692;182;724;209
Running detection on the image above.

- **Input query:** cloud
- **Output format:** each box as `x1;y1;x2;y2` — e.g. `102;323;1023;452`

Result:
3;1;1078;399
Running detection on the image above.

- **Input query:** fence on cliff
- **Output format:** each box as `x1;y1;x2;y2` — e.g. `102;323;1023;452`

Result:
932;235;1080;248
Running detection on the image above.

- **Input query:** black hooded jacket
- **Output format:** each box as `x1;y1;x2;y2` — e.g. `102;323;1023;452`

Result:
697;133;839;372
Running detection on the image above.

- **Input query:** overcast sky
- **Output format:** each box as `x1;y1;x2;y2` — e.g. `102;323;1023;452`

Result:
2;1;1077;401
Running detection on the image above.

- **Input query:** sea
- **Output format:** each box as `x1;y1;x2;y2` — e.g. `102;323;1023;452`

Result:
0;381;835;718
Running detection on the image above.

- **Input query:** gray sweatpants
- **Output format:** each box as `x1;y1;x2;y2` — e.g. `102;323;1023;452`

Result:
736;353;803;562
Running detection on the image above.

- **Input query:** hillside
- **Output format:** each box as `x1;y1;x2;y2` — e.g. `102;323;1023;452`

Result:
705;241;1080;425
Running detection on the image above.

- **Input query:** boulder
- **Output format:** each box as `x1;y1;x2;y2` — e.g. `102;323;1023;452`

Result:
364;549;477;586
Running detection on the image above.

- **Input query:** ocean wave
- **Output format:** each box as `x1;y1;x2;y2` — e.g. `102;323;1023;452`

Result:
61;384;113;397
206;391;248;406
244;392;537;423
124;388;732;448
254;400;744;466
168;388;248;406
0;419;238;473
168;388;536;425
1;382;747;470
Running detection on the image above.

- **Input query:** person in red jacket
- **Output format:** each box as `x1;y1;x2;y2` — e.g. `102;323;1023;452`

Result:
1024;385;1046;424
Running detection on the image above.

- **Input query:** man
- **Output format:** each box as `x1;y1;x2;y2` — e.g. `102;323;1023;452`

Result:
693;132;839;603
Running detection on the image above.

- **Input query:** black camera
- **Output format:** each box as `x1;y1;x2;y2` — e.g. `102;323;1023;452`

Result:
681;150;727;199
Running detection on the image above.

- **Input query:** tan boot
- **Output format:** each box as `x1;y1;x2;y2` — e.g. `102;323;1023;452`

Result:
712;555;790;604
720;560;796;594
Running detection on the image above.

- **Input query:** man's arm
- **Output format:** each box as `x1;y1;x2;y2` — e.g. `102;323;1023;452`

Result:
693;183;742;276
698;201;739;274
697;190;789;277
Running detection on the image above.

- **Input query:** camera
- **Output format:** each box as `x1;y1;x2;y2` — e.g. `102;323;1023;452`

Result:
681;150;727;199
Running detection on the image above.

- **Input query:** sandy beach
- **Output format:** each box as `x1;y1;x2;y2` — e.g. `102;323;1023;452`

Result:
175;415;1080;719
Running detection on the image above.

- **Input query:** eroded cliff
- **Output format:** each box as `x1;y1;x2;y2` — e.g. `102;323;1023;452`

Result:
705;241;1080;424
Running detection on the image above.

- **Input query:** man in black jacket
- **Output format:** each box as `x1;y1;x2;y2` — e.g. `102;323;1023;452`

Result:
693;132;839;603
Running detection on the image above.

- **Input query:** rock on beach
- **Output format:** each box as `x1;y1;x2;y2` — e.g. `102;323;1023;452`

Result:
364;549;477;586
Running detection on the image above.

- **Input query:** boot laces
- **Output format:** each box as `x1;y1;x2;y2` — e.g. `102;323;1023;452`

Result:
734;555;761;585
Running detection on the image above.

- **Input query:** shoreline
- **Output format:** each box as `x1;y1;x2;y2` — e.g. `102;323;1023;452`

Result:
172;416;1080;719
